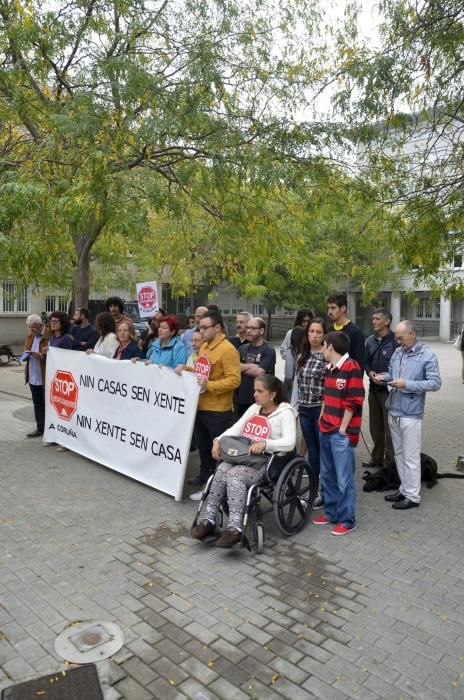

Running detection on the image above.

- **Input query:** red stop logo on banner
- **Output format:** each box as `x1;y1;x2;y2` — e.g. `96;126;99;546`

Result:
194;354;211;379
137;285;157;311
241;415;271;441
50;370;78;421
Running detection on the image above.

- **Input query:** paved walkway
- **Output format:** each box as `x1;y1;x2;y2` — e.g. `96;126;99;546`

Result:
0;342;463;699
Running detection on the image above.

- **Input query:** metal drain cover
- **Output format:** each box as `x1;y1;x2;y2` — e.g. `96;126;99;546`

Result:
55;620;124;663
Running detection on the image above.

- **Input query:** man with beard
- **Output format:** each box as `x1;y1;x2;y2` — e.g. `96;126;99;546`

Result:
70;307;99;351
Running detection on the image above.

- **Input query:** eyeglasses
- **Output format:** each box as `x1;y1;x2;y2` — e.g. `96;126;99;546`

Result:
199;324;215;331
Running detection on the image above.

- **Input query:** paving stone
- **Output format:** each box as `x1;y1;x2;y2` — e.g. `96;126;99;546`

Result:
237;621;273;646
302;675;349;700
239;655;277;685
122;656;158;685
178;678;219;699
127;638;162;665
180;655;219;685
155;638;189;665
271;676;316;699
116;676;157;700
269;656;309;685
2;655;36;679
240;638;276;664
184;621;219;645
14;637;48;662
209;677;249;699
211;656;250;686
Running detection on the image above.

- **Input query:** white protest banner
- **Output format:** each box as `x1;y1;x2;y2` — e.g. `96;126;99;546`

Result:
136;281;159;318
44;347;200;500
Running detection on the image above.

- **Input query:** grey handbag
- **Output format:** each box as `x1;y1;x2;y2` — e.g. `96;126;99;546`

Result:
218;435;268;469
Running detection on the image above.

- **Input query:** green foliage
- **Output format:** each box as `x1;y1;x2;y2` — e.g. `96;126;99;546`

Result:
335;0;464;296
0;0;333;304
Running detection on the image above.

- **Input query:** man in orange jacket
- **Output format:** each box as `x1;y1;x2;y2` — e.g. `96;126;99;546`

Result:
188;310;241;499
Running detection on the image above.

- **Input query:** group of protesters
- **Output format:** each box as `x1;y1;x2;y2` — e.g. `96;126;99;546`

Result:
23;291;442;546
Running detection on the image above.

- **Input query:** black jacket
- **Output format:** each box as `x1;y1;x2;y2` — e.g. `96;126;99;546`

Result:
330;321;366;372
113;342;144;361
364;330;397;392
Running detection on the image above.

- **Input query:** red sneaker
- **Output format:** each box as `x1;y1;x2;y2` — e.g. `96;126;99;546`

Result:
312;515;331;525
331;524;356;536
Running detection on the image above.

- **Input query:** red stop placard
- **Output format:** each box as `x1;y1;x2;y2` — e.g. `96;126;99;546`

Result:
194;354;211;378
137;285;157;311
50;370;78;421
241;415;271;441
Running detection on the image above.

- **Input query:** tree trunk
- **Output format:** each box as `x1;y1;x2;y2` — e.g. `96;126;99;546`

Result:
74;237;93;309
73;218;105;308
266;308;273;341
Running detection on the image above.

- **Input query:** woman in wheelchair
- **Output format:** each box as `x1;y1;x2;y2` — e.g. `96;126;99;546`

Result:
190;375;296;548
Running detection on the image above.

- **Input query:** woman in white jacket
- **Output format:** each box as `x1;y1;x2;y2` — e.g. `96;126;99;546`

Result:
191;375;296;548
87;312;119;358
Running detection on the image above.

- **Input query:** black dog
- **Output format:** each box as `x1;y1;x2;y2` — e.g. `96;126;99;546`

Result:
362;453;464;492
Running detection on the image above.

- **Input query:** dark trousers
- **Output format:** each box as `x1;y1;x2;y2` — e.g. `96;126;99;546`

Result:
368;389;394;465
29;384;45;433
298;405;321;489
194;410;234;482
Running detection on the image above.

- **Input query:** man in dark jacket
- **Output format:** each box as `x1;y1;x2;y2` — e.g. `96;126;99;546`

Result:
70;307;99;351
327;292;365;372
364;308;396;469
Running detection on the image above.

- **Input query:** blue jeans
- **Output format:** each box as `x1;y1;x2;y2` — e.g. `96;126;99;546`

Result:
298;405;321;488
319;431;356;528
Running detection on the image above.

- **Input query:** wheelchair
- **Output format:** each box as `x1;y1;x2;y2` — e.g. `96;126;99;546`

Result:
190;452;317;553
0;344;21;366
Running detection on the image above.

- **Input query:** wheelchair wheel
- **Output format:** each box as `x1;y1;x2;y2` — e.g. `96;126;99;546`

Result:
273;458;316;536
254;523;264;554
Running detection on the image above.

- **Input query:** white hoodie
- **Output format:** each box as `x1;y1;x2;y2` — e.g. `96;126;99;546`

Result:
217;402;297;454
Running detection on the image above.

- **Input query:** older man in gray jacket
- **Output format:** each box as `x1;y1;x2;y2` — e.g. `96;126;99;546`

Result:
372;321;441;510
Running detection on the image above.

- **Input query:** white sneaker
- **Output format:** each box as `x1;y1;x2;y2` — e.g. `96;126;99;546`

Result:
42;442;57;447
189;490;204;501
56;446;69;453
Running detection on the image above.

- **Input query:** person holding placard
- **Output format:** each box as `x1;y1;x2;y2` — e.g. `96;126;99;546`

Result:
113;322;143;361
188;310;241;493
190;375;296;547
144;315;187;369
87;312;119;358
23;314;48;438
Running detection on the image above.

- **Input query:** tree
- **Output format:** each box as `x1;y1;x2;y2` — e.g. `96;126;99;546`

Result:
334;0;464;295
0;0;332;306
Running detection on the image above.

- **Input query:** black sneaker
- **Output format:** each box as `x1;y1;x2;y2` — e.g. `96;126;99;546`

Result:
26;429;43;438
313;494;324;510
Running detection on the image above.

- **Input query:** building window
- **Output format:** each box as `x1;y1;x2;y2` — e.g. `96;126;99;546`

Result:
453;254;463;269
2;282;29;313
416;297;433;319
45;295;68;313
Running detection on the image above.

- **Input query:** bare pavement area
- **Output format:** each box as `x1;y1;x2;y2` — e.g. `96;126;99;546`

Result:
1;342;464;700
